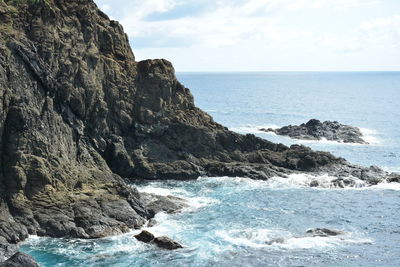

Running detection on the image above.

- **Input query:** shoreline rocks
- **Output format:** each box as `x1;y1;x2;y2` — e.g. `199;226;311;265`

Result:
260;119;368;144
134;231;183;250
0;252;39;267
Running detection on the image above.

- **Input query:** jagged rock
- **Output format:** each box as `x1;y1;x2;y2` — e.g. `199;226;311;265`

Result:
306;228;345;237
134;230;155;243
0;252;39;267
154;236;183;250
261;119;368;144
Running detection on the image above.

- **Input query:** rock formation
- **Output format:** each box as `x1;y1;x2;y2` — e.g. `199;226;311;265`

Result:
260;119;368;144
0;0;398;264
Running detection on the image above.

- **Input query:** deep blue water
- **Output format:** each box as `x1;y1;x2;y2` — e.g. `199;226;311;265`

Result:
21;72;400;266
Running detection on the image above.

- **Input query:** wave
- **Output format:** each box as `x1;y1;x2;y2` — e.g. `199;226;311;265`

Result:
136;184;218;212
197;174;368;190
229;125;280;134
359;127;381;145
197;174;400;191
216;228;372;250
230;124;381;145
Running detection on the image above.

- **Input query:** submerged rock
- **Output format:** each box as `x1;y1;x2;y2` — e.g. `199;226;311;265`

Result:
265;238;285;245
0;252;39;267
134;230;155;243
261;119;368;144
154;236;183;250
306;228;345;237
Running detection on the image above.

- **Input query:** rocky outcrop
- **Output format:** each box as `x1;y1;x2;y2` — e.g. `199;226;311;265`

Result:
260;119;367;144
0;0;398;264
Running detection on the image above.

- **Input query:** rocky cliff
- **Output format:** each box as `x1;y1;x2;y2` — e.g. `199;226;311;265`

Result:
0;0;398;264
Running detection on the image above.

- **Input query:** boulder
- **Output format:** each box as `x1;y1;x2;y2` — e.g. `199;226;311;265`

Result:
134;231;155;243
154;236;183;250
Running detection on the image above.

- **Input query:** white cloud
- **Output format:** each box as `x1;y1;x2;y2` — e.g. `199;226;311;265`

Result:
94;0;400;71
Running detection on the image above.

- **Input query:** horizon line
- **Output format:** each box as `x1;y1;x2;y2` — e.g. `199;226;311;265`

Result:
176;70;400;73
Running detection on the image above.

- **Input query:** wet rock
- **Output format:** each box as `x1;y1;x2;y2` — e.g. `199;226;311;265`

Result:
0;252;39;267
141;193;189;217
134;230;155;243
261;119;368;144
265;238;285;245
154;236;183;250
306;228;345;237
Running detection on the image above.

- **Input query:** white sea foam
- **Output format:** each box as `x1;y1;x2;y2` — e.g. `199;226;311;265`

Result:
231;124;381;146
136;185;188;196
137;184;218;212
216;228;373;250
229;125;280;134
198;174;368;190
359;127;381;145
266;173;367;189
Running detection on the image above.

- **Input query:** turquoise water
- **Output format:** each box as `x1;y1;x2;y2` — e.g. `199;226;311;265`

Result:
21;72;400;266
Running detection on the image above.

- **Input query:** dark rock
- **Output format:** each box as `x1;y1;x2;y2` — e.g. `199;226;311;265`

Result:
134;230;155;243
154;236;183;250
306;228;345;237
387;174;400;183
265;238;285;245
0;252;39;267
261;119;368;144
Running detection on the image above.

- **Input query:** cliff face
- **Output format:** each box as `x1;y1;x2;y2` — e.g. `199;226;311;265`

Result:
0;0;397;262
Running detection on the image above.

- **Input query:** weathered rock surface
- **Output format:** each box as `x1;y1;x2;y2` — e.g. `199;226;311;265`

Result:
154;236;183;250
0;252;39;267
0;0;398;264
260;119;367;144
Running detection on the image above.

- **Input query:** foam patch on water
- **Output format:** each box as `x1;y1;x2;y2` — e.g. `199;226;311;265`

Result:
229;125;280;134
366;182;400;191
137;184;218;212
359;127;381;145
230;124;380;146
137;185;188;196
197;174;368;190
216;228;373;250
266;173;367;189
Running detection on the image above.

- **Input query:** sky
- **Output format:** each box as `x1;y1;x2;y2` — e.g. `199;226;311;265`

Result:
94;0;400;71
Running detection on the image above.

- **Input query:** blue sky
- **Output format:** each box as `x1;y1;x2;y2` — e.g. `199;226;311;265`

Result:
95;0;400;71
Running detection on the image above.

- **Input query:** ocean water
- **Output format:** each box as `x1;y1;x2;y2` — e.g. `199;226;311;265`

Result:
21;72;400;266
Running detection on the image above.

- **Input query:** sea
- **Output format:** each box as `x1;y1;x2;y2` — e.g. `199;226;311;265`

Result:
21;72;400;266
